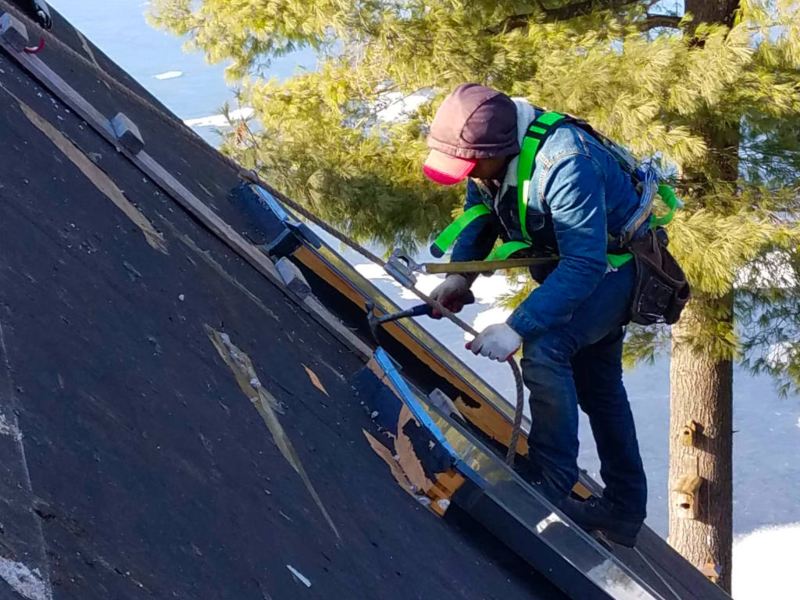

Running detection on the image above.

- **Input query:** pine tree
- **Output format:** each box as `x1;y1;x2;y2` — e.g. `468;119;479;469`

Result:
150;0;800;590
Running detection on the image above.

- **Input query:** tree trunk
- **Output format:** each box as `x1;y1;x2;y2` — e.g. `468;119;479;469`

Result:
669;297;734;591
668;2;739;593
685;0;740;28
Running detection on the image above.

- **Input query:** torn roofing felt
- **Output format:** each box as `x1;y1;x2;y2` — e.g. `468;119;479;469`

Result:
0;2;565;599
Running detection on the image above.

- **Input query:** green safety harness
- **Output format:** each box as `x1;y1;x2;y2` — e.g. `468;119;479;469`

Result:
430;112;680;270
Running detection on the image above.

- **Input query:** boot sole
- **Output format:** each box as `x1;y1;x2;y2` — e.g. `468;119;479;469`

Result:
559;497;641;548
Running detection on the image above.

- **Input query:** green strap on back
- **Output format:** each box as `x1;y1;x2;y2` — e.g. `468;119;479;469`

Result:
607;253;633;269
430;203;491;257
486;241;532;262
652;184;679;226
518;112;567;243
514;110;635;268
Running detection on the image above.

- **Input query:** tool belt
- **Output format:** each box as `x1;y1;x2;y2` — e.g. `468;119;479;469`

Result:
627;227;690;325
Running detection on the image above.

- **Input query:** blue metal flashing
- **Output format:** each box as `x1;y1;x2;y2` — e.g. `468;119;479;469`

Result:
244;184;322;251
373;348;485;486
252;184;291;222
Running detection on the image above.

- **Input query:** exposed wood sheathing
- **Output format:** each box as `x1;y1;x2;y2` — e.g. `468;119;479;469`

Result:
206;326;340;540
3;86;167;254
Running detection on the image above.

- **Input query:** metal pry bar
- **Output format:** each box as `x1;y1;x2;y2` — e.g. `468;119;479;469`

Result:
384;249;557;286
365;300;433;343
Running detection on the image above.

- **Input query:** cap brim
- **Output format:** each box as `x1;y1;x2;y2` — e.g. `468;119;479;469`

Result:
423;150;476;186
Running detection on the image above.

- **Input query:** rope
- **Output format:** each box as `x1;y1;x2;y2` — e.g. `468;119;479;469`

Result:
240;170;527;466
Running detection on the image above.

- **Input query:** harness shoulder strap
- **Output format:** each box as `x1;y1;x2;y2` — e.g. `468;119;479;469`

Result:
512;111;636;268
517;111;569;243
430;203;491;258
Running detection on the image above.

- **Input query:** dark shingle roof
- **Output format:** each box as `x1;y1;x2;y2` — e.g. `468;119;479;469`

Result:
0;2;564;598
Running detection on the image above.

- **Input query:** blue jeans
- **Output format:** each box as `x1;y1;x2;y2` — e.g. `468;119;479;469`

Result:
520;262;647;519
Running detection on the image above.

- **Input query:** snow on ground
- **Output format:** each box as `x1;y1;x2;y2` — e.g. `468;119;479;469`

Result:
733;523;800;599
375;90;433;122
184;108;255;128
154;70;183;80
736;250;798;289
767;342;799;369
354;263;442;297
0;557;50;600
469;306;512;342
469;272;522;303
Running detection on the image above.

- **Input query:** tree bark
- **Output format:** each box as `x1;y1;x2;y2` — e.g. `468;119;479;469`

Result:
669;297;734;591
685;0;740;28
668;1;740;593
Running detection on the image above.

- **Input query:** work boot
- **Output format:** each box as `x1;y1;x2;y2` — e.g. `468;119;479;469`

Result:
559;496;643;547
513;456;569;508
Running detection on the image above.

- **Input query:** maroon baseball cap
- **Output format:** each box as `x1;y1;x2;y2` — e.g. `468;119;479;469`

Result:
424;83;519;186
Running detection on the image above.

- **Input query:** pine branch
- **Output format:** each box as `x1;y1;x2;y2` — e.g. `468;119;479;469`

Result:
539;0;644;21
485;0;646;34
642;14;682;30
486;3;680;34
487;12;533;34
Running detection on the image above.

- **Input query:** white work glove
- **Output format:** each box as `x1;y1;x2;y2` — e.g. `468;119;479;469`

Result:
429;274;471;318
467;323;522;362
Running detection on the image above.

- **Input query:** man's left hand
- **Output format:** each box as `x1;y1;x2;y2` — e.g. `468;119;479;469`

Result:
467;323;522;362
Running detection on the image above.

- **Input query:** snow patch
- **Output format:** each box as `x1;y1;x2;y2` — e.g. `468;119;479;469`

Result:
154;70;183;80
353;263;521;305
585;559;652;599
353;263;444;297
535;512;563;534
353;262;386;280
736;250;797;289
398;273;442;298
470;273;522;304
0;557;51;600
766;342;798;369
376;90;433;123
467;306;512;342
733;523;800;599
184;108;254;128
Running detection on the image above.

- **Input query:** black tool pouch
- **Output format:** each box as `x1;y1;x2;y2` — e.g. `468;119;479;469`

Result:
628;227;690;325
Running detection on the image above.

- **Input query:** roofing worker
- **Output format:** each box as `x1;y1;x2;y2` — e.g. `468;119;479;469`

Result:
423;83;688;547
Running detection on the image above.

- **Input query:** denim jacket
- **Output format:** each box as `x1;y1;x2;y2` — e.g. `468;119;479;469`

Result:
451;119;641;339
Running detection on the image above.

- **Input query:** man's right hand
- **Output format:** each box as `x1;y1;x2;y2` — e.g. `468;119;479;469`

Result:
429;274;472;318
